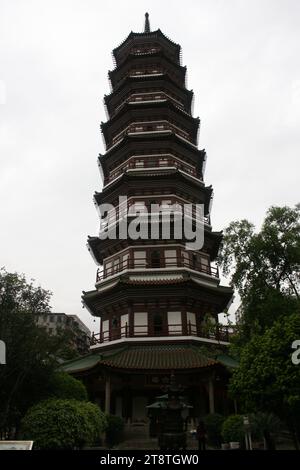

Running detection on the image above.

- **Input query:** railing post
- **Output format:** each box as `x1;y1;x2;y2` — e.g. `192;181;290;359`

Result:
125;322;128;338
188;320;191;335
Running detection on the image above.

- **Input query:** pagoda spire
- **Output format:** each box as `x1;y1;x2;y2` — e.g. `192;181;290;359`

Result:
144;12;150;33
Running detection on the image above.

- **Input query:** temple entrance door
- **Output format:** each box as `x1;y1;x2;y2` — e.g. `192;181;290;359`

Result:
132;396;148;422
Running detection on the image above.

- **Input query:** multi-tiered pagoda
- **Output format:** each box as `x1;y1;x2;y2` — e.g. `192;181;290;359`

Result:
63;14;235;432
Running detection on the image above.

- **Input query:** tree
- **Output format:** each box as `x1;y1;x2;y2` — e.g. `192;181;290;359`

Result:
229;313;300;447
0;268;75;435
219;205;300;339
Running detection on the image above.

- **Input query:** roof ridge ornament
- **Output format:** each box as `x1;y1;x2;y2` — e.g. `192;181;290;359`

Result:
144;12;150;33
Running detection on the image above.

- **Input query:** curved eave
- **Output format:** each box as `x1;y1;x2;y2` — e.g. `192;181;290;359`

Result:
99;132;205;164
113;29;181;63
101;101;200;146
94;170;212;204
87;229;221;265
104;73;193;107
82;275;233;317
109;49;185;86
101;98;199;131
104;73;194;105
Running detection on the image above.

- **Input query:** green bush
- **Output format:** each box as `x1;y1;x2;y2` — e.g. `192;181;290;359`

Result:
222;415;244;444
48;372;88;401
105;415;125;447
78;401;107;445
21;399;107;449
203;413;225;447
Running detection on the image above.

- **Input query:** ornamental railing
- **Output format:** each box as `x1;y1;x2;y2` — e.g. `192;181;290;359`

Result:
110;120;193;147
100;199;210;230
106;156;197;183
91;322;230;345
113;91;185;115
96;255;219;282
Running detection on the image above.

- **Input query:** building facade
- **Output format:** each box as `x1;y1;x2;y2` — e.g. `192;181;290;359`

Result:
62;14;235;432
37;313;91;355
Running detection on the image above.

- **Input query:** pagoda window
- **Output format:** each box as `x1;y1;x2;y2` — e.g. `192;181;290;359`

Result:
102;319;109;342
159;158;168;166
129;201;147;215
121;313;129;337
134;311;148;336
161;200;172;211
200;255;210;274
181;250;190;268
134;250;146;268
150;250;161;268
122;252;130;270
164;249;177;267
113;257;120;274
187;312;197;335
104;260;113;276
153;312;164;335
168;311;182;335
191;253;198;269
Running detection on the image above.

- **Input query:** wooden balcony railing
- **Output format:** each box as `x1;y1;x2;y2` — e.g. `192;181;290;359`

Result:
106;156;197;183
101;199;210;231
91;322;230;345
110;121;193;147
113;92;185;115
96;256;219;282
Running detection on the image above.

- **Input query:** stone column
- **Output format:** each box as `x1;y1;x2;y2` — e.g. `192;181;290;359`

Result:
105;374;111;414
208;376;215;414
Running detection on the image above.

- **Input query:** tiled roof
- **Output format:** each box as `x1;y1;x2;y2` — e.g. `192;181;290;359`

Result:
100;344;217;370
60;344;219;373
122;276;186;286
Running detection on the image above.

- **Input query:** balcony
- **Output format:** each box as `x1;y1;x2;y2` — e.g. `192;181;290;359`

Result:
106;155;198;183
96;255;219;283
113;91;185;116
91;322;230;345
101;198;211;232
110;120;193;147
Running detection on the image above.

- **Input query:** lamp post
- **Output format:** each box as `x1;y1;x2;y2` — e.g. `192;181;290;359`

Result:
243;416;252;450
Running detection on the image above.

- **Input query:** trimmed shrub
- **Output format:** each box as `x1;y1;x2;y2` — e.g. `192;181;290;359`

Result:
222;415;244;444
105;415;125;447
203;413;225;447
78;401;107;445
21;399;107;449
48;372;88;402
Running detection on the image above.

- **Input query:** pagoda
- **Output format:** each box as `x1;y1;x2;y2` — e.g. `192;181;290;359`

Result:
62;14;235;433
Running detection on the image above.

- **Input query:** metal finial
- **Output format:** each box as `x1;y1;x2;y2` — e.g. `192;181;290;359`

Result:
144;12;150;33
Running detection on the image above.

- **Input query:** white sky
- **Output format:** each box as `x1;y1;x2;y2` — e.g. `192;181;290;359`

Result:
0;0;299;332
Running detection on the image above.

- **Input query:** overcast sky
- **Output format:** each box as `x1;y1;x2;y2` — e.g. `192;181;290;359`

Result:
0;0;299;332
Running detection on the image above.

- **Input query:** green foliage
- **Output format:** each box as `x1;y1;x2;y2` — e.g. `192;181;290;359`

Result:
218;205;300;341
0;268;75;432
48;372;88;402
105;414;125;447
0;268;80;430
21;399;107;449
203;413;224;447
229;314;300;432
222;415;244;444
249;412;281;439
